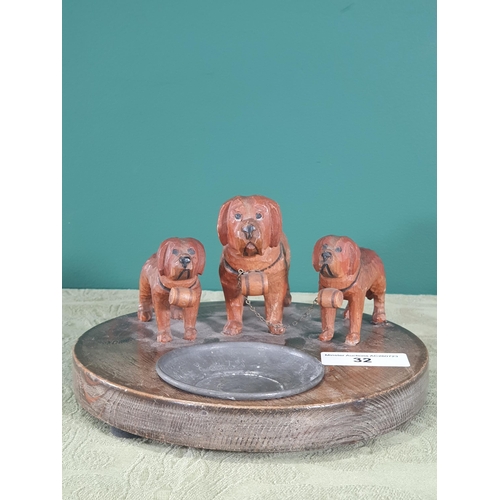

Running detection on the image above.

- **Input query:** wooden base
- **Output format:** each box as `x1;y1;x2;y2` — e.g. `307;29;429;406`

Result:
72;301;428;452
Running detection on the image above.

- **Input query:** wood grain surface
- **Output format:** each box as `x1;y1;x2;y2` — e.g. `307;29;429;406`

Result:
72;301;428;452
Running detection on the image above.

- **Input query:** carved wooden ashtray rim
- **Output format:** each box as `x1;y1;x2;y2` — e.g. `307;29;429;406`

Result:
72;301;429;452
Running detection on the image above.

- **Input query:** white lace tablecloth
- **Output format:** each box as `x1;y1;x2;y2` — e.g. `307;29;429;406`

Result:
62;289;437;500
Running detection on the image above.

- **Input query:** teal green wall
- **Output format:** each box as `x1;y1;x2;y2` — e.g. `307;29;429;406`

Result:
63;0;436;294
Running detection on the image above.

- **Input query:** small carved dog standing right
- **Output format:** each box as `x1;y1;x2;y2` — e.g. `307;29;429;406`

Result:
312;235;386;346
138;237;206;342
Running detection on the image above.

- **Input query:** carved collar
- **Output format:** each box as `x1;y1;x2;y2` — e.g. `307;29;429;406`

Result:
224;243;285;275
320;265;362;293
338;266;362;293
158;275;199;292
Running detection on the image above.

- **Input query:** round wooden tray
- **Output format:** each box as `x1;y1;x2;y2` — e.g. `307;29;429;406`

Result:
72;301;428;452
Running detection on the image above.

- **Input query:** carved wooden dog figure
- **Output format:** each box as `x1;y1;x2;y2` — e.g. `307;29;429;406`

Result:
312;235;386;345
217;195;291;336
138;237;206;342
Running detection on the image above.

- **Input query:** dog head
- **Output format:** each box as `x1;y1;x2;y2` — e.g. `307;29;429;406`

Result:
217;195;283;256
157;237;206;281
312;235;361;279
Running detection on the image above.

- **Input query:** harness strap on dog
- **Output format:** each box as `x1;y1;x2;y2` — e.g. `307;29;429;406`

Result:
223;243;285;275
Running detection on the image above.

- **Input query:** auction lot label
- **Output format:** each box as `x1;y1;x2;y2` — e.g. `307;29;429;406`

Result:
321;352;410;367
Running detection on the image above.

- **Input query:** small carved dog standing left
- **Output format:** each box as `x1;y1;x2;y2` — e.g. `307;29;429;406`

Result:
138;237;206;342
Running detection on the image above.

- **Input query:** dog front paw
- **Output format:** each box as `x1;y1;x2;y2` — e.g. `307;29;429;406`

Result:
222;320;243;336
345;332;360;346
183;327;197;341
157;331;173;343
268;323;286;335
319;329;334;342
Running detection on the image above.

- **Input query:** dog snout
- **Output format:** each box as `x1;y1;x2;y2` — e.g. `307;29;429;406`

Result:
242;224;256;240
321;251;332;262
179;255;191;268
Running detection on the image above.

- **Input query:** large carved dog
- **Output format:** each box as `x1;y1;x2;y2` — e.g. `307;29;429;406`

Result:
312;235;386;345
138;237;206;342
217;195;291;336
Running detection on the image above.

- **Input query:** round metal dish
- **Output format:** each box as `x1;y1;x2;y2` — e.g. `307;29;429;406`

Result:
156;341;325;400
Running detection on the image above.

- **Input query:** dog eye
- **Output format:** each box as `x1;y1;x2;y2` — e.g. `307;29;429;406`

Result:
172;249;179;255
234;213;242;220
187;248;195;255
335;247;342;253
255;213;262;219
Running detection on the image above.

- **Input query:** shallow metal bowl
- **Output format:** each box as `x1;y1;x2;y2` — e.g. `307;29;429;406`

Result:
156;341;325;400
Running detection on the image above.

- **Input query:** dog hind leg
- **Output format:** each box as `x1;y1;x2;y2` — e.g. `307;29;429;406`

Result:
371;291;386;324
138;272;153;322
283;282;292;307
369;278;387;324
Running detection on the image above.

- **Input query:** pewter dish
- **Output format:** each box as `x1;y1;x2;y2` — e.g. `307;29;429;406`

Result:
156;341;325;400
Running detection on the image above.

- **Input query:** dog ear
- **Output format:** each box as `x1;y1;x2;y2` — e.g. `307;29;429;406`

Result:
312;237;326;272
190;238;206;275
217;199;233;246
268;199;283;248
157;239;174;277
342;237;361;276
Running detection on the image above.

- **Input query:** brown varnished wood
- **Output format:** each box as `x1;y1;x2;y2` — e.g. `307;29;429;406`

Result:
72;301;428;452
138;237;205;342
217;195;292;336
313;235;387;346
